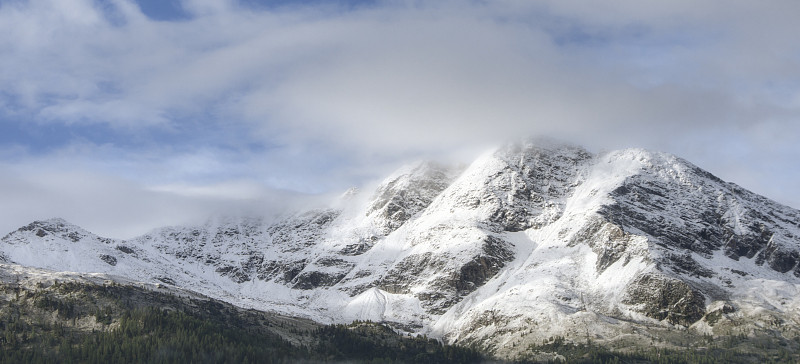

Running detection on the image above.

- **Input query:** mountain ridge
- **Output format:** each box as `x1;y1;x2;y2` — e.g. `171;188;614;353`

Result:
2;140;800;359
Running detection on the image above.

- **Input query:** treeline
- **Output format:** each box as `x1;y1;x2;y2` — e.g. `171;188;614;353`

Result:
0;283;483;364
1;307;296;363
317;323;482;363
3;281;799;363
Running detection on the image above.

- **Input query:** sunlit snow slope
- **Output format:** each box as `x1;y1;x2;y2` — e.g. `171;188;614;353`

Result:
3;140;800;358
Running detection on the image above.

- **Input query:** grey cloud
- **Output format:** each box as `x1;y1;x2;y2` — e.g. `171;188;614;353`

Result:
0;0;798;230
0;161;313;239
0;167;212;239
3;0;796;143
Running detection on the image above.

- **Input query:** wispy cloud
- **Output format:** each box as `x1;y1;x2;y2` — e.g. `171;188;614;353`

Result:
0;0;798;236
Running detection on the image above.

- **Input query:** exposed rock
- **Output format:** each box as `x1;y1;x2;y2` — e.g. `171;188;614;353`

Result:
624;273;705;326
99;254;117;266
115;245;135;255
215;265;251;284
367;162;457;234
340;239;376;256
723;223;773;260
268;209;340;252
155;276;176;285
315;257;352;269
377;235;514;314
453;236;514;294
703;302;736;326
569;217;636;273
379;252;438;295
2;142;800;361
665;252;714;278
601;154;800;277
266;259;307;283
291;271;346;290
12;219;86;242
755;243;799;273
466;143;593;232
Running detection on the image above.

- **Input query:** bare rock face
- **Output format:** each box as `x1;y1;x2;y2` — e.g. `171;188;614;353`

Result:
485;143;593;232
623;273;706;326
291;271;347;290
289;256;354;290
377;235;515;314
756;242;800;274
452;236;514;295
437;142;593;233
599;152;800;277
99;254;117;266
367;162;458;235
262;209;354;289
568;216;643;274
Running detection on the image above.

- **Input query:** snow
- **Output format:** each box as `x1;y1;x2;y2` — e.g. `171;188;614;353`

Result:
342;288;426;327
2;141;800;358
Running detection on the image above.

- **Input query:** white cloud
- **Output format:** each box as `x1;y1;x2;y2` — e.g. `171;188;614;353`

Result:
3;0;796;143
0;0;798;237
0;156;317;239
0;165;204;239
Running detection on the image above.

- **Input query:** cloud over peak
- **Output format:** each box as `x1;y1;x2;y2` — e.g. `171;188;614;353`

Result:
0;0;798;236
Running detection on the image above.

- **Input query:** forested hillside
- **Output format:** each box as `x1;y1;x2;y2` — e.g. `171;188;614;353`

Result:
0;279;481;363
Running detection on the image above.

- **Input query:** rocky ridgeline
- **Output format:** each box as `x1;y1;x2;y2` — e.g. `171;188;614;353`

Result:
2;140;800;359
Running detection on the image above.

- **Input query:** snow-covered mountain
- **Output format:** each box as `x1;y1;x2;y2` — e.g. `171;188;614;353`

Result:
3;140;800;359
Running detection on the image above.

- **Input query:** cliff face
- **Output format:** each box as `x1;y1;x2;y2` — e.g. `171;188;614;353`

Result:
3;140;800;359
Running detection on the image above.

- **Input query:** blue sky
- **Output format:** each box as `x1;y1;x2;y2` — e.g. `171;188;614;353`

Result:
134;0;378;20
1;0;799;237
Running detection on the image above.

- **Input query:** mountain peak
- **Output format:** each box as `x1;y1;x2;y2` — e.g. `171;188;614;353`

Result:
2;142;800;360
5;218;88;240
366;160;461;234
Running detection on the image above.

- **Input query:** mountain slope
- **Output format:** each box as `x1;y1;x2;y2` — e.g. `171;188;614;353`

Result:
2;140;799;359
428;147;800;358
